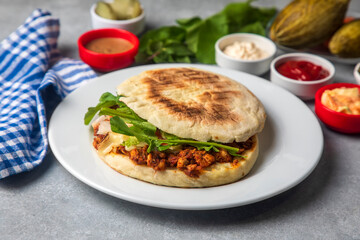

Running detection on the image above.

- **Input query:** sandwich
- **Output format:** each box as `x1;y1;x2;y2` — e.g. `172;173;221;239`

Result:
84;67;266;187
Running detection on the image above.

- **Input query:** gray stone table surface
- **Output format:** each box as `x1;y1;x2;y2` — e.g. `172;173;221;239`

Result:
1;0;360;239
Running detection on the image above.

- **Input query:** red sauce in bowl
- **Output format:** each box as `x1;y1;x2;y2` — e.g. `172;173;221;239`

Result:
276;60;329;81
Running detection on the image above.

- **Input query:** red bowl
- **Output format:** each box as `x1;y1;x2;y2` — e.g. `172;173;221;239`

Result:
315;83;360;133
78;28;139;72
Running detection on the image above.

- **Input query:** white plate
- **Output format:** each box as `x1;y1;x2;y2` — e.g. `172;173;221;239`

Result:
48;63;323;210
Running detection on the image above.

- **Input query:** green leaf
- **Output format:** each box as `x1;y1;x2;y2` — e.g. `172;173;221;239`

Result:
156;144;172;151
238;21;266;35
99;108;134;120
147;140;156;153
99;92;120;103
174;56;191;63
195;12;228;64
154;26;186;41
146;39;162;55
110;116;136;137
84;92;120;125
249;7;277;29
222;1;254;33
163;43;194;56
136;26;190;64
155;141;179;151
162;131;180;140
197;145;219;152
134;51;149;63
176;17;202;30
167;54;175;63
228;149;245;158
131;121;157;136
164;38;183;45
110;116;156;148
153;51;170;63
99;107;140;121
156;138;241;157
138;26;186;53
179;17;203;53
99;107;157;135
128;125;152;143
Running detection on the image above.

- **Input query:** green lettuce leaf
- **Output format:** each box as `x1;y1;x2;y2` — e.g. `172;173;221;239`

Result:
123;136;140;148
84;92;121;125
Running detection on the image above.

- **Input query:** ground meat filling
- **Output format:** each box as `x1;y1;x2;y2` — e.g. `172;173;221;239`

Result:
93;130;255;178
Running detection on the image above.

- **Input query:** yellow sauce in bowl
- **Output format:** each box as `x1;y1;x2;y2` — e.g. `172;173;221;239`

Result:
321;87;360;115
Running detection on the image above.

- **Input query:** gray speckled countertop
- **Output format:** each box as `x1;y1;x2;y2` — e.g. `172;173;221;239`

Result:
1;0;360;239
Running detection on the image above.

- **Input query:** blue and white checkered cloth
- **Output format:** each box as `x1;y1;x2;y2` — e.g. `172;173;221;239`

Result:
0;9;97;179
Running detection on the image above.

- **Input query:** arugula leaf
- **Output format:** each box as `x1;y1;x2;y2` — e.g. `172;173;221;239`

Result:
99;108;136;121
227;149;245;158
190;144;219;152
110;116;136;137
162;132;180;140
154;141;179;151
155;138;241;156
84;92;120;125
84;92;141;125
130;122;156;138
98;107;156;136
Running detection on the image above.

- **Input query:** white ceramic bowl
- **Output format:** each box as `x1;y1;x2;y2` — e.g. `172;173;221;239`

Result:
270;53;335;100
90;3;145;35
215;33;277;76
354;62;360;85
